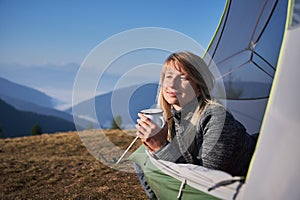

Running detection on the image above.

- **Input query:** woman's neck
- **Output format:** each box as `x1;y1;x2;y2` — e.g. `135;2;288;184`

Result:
172;97;201;112
172;104;182;111
173;96;203;111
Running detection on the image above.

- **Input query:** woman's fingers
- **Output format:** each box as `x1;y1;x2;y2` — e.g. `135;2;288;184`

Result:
135;123;147;138
141;124;168;153
136;113;163;143
136;119;169;153
137;113;152;125
136;119;153;139
136;117;156;134
137;119;150;131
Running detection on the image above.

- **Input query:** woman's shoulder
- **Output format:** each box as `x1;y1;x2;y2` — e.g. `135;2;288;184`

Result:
201;101;247;132
204;102;241;120
198;102;227;126
201;101;241;125
203;101;227;116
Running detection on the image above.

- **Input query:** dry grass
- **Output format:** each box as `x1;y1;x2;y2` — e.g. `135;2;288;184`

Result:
0;130;148;200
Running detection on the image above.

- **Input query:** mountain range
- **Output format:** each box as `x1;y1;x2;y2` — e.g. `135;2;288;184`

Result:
0;76;159;137
0;62;80;109
0;77;56;108
0;99;76;138
0;77;79;138
67;83;159;129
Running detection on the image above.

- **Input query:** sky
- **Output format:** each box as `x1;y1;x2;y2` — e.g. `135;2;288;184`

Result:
0;0;225;65
0;0;226;109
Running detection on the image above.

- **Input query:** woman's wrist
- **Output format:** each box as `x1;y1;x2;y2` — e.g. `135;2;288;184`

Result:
152;140;169;154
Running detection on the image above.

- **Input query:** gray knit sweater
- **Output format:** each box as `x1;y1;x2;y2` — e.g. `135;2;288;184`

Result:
154;101;256;176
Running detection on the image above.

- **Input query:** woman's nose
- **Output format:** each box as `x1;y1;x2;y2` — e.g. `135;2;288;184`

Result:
166;77;179;88
168;79;175;87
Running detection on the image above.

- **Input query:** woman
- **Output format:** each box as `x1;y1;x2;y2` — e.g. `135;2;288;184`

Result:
135;51;256;198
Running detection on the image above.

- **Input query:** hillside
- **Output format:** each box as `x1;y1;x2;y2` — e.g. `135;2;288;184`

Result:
0;130;147;199
69;83;158;129
0;99;76;138
0;95;74;123
0;77;57;108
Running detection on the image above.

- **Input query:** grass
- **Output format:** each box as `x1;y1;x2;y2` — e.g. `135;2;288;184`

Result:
0;130;148;199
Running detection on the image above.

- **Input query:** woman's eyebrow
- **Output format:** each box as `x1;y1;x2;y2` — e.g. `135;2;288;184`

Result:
165;71;173;75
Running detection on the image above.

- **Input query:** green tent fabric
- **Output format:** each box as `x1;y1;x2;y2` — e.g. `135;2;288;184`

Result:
129;146;218;199
129;145;243;200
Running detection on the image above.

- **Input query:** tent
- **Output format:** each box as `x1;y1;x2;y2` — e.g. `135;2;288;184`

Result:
129;0;300;199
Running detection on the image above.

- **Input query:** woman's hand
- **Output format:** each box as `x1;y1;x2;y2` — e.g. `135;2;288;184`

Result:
136;113;168;153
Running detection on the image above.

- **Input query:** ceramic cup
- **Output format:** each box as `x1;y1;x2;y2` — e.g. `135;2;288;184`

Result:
139;108;165;128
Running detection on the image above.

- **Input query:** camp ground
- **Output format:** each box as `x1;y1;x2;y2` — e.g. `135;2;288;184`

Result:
129;0;300;199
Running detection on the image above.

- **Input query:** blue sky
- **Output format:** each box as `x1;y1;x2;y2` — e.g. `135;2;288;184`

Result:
0;0;225;65
0;0;226;109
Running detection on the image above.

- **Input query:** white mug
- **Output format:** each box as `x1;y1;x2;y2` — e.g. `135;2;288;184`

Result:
139;108;165;128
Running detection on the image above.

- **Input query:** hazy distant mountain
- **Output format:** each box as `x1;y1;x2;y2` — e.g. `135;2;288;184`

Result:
0;63;79;92
0;99;76;138
0;95;73;122
0;77;56;108
0;77;96;129
68;83;159;129
0;63;80;108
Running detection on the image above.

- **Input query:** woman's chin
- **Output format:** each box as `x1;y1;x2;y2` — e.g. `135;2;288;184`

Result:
166;98;179;106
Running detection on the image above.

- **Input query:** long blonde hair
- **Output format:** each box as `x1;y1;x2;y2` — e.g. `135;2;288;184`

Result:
158;51;216;139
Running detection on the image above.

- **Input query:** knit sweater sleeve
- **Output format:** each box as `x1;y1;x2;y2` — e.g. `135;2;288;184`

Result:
152;129;183;162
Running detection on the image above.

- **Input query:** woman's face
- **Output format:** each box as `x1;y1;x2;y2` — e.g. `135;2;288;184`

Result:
162;65;199;110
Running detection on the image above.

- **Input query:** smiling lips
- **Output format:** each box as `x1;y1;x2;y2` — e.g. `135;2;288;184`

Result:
166;91;178;97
